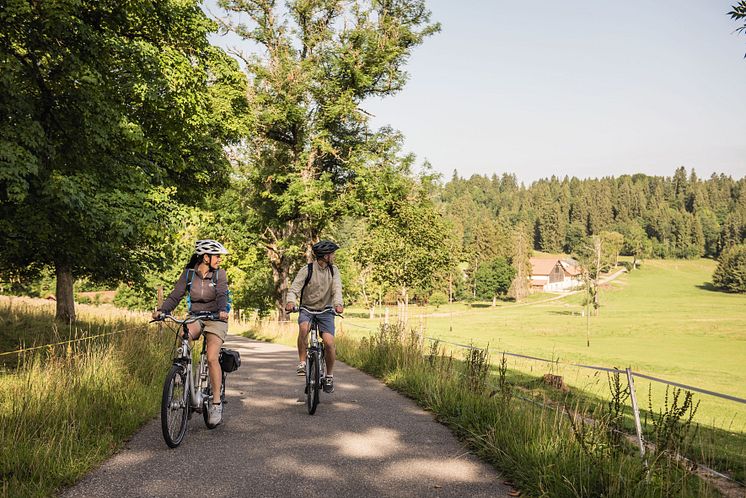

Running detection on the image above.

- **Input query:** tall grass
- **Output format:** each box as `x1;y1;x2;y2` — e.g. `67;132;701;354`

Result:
0;298;171;497
334;322;718;498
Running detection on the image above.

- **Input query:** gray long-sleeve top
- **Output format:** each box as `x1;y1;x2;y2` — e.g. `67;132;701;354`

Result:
159;266;229;314
286;261;343;310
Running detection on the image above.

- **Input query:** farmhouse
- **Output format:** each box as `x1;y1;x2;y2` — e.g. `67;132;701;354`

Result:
530;257;582;292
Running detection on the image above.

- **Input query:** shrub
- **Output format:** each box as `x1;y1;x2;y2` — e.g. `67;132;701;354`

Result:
712;244;746;293
430;291;447;308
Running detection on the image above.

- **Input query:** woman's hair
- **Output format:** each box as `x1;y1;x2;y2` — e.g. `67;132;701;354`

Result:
184;253;202;269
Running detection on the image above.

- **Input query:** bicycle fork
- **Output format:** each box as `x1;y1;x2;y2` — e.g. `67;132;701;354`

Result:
306;328;326;385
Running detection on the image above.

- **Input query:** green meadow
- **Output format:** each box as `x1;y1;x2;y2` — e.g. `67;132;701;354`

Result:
342;259;746;433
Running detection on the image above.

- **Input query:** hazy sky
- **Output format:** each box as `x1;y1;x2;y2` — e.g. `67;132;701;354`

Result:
205;1;746;184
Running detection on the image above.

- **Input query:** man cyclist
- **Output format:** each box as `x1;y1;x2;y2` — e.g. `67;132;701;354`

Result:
153;239;230;426
285;240;344;393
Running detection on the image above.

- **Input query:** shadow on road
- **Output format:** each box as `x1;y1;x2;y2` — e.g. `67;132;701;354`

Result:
61;336;509;498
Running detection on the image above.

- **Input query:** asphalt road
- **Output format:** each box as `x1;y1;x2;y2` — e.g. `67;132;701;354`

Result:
61;335;510;497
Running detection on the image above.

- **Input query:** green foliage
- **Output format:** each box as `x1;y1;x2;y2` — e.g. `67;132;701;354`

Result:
429;291;447;308
216;0;439;311
0;0;248;319
113;283;156;312
463;345;490;393
604;371;631;450
646;386;700;461
712;243;746;292
730;1;746;56
600;230;624;267
474;258;515;300
440;170;746;270
0;267;55;298
358;190;456;301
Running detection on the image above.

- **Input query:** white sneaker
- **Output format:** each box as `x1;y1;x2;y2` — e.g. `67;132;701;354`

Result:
208;403;223;426
296;362;306;376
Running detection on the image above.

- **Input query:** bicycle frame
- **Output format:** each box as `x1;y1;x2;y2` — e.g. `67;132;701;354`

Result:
172;323;210;412
162;314;218;412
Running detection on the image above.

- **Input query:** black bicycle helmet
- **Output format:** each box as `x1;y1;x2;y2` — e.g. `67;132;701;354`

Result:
312;240;339;256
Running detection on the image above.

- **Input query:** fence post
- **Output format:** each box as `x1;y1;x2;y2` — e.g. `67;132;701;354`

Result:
626;368;647;464
384;307;389;325
156;286;163;334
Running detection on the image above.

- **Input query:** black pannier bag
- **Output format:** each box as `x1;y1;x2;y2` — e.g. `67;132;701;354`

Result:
219;348;241;373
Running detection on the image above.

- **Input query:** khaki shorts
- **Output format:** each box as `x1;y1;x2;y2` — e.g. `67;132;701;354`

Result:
191;317;228;342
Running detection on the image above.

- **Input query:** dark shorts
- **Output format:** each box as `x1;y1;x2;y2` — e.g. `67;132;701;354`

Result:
298;308;335;336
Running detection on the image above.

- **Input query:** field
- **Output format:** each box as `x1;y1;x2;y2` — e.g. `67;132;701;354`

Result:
340;259;746;433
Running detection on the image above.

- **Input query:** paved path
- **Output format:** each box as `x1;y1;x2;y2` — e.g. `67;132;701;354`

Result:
62;336;510;497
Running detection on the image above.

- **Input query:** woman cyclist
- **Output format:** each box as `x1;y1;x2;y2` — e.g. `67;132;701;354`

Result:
153;239;230;426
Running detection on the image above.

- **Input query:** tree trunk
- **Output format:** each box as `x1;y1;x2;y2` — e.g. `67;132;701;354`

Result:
55;262;75;322
593;236;602;316
271;262;290;321
448;273;453;303
266;240;291;321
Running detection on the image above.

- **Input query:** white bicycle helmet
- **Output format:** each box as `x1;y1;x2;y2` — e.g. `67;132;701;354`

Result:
195;239;229;255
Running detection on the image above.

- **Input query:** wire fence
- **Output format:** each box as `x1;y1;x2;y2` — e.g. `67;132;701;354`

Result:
0;325;148;359
425;336;746;487
427;337;746;405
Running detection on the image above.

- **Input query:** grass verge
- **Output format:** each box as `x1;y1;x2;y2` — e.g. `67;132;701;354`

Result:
0;298;170;498
336;323;721;497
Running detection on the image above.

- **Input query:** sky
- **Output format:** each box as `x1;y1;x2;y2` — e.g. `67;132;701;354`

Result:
205;1;746;184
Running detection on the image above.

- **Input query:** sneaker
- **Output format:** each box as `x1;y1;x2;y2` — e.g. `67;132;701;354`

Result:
296;362;306;376
208;403;223;426
323;376;334;393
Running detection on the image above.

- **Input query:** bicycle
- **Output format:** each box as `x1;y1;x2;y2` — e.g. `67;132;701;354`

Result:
290;306;342;415
152;313;226;448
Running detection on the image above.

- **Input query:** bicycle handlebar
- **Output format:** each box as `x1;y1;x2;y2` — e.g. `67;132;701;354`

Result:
287;306;343;318
149;312;221;325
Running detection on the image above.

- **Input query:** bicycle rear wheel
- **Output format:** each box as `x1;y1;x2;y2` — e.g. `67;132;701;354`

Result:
161;364;189;448
306;352;320;415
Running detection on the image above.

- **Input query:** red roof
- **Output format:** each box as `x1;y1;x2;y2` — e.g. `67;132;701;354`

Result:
530;258;583;277
530;258;559;276
559;260;582;276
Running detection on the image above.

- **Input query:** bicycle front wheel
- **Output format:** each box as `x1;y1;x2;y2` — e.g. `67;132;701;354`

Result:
306;352;320;415
161;364;189;448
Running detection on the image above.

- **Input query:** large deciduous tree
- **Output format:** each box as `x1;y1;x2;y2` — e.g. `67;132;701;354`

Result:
215;0;439;315
358;184;455;307
0;0;248;320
